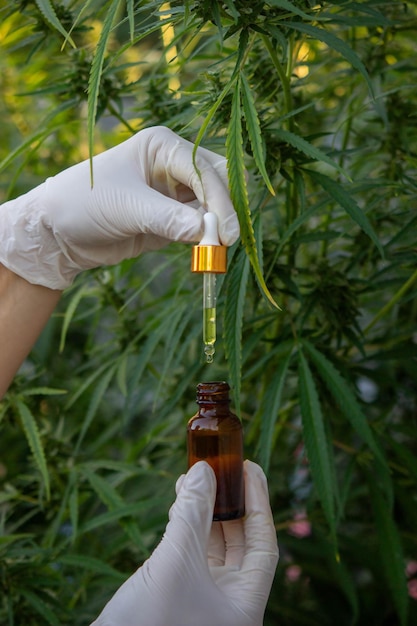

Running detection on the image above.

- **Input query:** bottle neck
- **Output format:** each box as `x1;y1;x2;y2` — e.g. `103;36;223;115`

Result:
196;381;231;408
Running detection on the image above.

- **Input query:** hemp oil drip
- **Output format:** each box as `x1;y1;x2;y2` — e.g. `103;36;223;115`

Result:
187;381;245;521
191;213;226;364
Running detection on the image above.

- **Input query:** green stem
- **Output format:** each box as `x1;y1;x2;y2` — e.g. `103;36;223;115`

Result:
261;34;293;132
364;266;417;334
262;32;298;258
107;102;136;134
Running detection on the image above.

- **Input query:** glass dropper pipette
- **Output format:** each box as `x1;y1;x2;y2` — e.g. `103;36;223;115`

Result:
203;269;216;362
191;212;227;363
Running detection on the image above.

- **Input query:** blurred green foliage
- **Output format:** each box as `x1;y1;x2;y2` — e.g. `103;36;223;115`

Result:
1;1;417;624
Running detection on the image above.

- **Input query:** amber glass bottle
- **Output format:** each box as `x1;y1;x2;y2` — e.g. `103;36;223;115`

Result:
187;381;245;521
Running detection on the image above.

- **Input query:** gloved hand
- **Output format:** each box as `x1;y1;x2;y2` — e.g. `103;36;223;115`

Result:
91;460;278;626
0;126;239;290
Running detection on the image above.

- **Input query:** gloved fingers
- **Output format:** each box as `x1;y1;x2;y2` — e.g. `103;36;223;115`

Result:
147;127;229;194
187;143;242;246
206;462;277;622
122;186;205;243
175;473;186;496
133;126;237;244
135;233;174;255
240;460;279;579
208;522;245;569
193;145;229;188
220;518;245;569
196;144;248;193
208;521;225;566
166;142;240;247
163;461;217;559
167;473;186;522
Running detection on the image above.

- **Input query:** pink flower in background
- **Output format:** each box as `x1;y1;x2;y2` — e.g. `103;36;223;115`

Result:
406;560;417;600
408;579;417;601
286;564;302;583
406;560;417;577
288;512;312;538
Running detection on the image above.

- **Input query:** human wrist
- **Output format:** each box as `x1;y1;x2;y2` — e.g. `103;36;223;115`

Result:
0;263;61;397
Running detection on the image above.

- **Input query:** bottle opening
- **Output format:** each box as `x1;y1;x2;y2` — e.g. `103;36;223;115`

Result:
196;381;230;403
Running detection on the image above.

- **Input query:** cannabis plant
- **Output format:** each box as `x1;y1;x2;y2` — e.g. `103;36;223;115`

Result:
1;1;416;624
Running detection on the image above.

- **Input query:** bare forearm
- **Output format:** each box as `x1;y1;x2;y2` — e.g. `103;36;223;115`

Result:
0;264;61;398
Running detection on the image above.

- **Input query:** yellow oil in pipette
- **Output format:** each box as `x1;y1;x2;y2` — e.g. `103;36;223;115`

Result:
191;213;227;364
203;306;216;363
204;309;216;362
203;267;216;362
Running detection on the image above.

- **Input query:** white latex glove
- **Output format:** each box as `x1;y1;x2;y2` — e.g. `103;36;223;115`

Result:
91;460;278;626
0;126;239;290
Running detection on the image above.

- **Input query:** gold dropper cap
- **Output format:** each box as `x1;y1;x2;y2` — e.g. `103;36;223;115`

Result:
191;212;227;273
191;244;227;273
